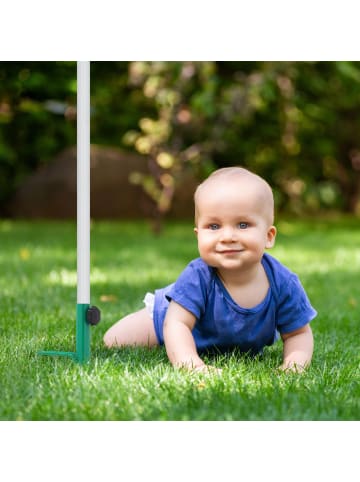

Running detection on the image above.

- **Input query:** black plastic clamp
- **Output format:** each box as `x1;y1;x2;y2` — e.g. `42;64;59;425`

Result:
86;306;101;325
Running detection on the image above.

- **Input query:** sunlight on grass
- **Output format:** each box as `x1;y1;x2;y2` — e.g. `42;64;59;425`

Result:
46;267;108;287
272;245;360;275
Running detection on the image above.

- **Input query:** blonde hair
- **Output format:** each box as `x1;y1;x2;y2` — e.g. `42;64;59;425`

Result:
194;166;274;224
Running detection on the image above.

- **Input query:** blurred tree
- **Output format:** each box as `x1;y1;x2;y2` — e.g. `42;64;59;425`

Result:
120;61;218;232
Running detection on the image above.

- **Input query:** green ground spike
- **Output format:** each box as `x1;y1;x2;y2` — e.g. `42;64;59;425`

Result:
37;304;89;362
76;303;91;363
38;303;100;363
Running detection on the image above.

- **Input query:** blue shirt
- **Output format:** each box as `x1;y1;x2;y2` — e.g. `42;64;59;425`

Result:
153;253;317;355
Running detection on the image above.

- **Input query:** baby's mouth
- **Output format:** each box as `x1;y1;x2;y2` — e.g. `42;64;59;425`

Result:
217;249;244;254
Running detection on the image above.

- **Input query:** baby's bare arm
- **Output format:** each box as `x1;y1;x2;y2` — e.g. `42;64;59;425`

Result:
163;301;205;370
280;324;314;372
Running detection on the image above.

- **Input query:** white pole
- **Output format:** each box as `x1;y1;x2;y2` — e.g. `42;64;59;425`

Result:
77;61;90;305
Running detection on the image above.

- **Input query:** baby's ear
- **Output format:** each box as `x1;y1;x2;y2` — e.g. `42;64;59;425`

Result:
194;227;198;236
266;226;277;248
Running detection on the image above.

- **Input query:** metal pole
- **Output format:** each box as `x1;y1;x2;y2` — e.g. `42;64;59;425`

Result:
76;61;91;363
38;61;99;362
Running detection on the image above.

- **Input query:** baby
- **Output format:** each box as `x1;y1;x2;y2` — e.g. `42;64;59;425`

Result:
104;167;316;373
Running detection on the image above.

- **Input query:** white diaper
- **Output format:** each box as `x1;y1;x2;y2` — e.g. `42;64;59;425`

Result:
143;292;155;319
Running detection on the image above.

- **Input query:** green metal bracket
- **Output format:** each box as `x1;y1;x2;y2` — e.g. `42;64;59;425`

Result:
38;303;93;364
76;303;91;363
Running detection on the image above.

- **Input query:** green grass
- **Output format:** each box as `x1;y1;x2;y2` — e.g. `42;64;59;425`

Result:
0;217;359;420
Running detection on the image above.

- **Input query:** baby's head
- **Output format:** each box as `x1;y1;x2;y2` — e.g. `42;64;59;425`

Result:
194;166;275;227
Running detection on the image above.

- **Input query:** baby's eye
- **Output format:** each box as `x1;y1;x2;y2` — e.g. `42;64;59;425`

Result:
238;222;249;229
208;223;220;230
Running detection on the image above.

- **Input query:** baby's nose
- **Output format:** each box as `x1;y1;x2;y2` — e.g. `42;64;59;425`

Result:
220;226;237;241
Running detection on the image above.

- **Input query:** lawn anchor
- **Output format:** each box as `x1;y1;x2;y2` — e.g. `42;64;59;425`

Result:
38;62;100;364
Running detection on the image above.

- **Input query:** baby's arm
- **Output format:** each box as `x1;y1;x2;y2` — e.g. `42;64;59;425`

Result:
163;300;209;371
280;324;314;372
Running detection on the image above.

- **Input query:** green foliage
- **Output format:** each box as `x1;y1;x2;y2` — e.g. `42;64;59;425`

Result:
0;62;77;206
0;219;359;420
1;62;360;223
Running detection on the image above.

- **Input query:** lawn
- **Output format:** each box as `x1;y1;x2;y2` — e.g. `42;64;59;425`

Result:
0;217;359;421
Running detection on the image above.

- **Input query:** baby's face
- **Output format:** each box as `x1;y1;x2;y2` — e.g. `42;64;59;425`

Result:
194;178;276;272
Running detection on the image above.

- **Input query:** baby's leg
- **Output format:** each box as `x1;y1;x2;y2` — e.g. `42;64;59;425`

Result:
103;308;158;349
